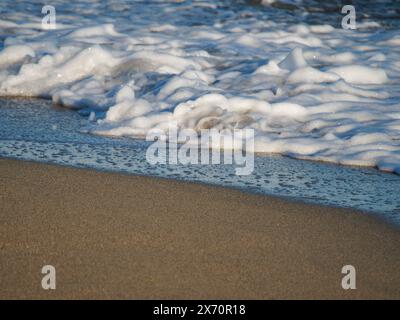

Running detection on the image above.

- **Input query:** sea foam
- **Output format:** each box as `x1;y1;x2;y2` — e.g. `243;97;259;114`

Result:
0;0;399;173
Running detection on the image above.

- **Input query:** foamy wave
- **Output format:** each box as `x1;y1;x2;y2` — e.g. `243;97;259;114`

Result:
0;1;399;173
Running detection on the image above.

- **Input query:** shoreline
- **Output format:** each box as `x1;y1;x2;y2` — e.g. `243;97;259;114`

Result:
1;158;400;299
1;154;398;225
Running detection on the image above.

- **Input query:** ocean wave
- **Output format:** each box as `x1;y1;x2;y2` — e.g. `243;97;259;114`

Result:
0;0;399;173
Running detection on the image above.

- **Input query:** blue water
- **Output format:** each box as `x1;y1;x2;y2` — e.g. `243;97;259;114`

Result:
1;98;400;224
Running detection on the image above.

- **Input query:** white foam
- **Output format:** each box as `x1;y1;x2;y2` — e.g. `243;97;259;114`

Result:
0;2;399;173
0;45;35;67
328;65;388;85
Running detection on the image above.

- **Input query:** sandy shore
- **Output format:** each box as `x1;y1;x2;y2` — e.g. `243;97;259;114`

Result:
0;158;400;299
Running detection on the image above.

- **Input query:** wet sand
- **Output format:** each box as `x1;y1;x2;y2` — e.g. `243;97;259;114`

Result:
0;158;400;299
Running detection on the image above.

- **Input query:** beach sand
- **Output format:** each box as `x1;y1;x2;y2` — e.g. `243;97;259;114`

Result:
0;158;399;299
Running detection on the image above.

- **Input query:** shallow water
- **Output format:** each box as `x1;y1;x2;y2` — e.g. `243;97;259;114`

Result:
1;98;400;224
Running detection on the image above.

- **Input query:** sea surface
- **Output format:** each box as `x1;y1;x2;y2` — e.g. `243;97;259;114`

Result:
0;1;399;223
